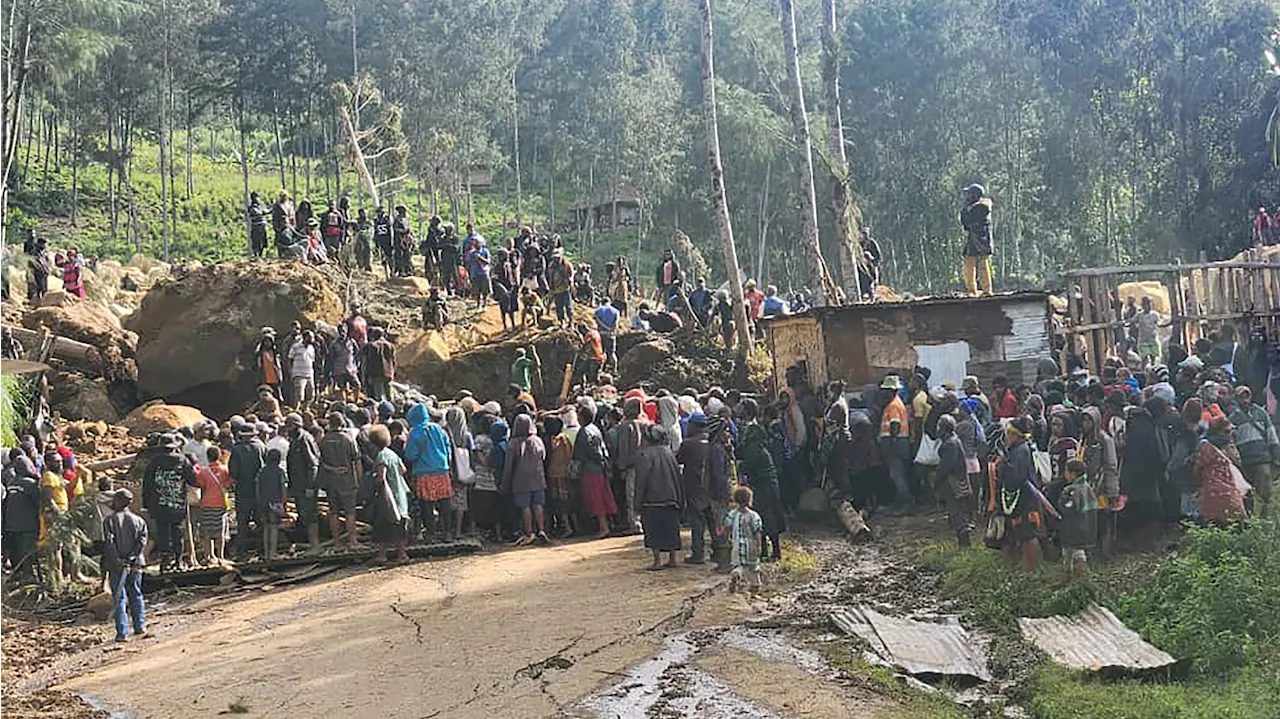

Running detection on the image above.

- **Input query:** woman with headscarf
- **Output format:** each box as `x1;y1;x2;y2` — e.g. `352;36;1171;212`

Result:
778;389;808;513
1024;394;1050;451
472;417;507;540
502;413;549;545
1078;406;1119;557
738;398;784;561
994;421;1040;571
935;415;972;547
656;395;683;454
1194;417;1248;525
368;424;409;564
633;424;684;569
444;406;474;538
1120;395;1167;533
574;405;616;538
403;404;456;542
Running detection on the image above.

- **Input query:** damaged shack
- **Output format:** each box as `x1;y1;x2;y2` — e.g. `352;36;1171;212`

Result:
761;292;1053;393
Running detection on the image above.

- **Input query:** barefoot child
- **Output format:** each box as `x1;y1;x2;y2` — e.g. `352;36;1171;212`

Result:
1056;458;1096;576
257;448;288;559
724;486;763;595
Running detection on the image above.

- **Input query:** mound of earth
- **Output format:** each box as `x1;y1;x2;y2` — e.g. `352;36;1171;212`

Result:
121;401;208;436
21;295;138;359
126;261;343;416
49;371;121;423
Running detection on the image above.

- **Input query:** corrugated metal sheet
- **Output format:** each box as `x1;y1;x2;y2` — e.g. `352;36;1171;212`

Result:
1001;301;1052;361
1018;604;1176;672
766;315;827;391
831;607;991;682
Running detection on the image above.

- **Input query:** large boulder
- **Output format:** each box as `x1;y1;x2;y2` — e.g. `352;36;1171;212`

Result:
121;401;208;436
618;338;675;380
49;372;120;423
125;261;343;416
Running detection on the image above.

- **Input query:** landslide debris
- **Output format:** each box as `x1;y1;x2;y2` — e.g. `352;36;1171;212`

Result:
126;261;343;416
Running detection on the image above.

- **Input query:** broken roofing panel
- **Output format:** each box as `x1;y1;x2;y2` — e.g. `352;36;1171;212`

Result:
831;607;992;682
1017;604;1175;672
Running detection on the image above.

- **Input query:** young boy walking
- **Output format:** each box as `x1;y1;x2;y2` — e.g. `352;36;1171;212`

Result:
724;486;764;595
1057;459;1097;576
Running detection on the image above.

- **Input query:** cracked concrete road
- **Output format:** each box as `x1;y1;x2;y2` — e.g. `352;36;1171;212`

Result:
60;535;744;719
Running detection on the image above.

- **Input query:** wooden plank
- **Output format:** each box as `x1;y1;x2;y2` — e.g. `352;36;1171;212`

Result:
4;325;97;363
1165;271;1184;351
1065;261;1280;277
86;454;137;472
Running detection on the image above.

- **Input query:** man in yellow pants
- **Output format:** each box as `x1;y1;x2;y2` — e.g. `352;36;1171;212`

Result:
960;184;993;296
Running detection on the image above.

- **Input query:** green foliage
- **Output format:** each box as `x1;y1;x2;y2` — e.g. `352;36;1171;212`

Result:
918;544;1107;630
1116;521;1280;677
819;643;969;719
1025;665;1280;719
1;374;33;447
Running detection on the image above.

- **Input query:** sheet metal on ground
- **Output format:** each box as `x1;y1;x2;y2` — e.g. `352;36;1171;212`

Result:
831;606;992;682
1017;603;1176;672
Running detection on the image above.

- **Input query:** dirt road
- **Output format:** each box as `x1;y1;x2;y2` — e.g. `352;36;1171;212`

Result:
38;523;962;719
61;536;749;718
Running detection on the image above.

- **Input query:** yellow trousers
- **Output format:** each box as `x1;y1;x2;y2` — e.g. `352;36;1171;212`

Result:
963;256;993;296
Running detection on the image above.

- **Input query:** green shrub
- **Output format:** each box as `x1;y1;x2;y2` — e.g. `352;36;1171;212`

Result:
1116;521;1280;676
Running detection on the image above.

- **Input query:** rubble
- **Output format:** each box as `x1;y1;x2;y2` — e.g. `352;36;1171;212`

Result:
126;261;343;416
21;296;137;360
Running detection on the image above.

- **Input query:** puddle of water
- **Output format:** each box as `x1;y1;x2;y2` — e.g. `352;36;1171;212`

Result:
79;692;135;719
568;633;780;719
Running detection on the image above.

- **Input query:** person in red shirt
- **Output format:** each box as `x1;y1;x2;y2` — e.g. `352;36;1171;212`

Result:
580;323;606;385
190;446;232;565
991;376;1020;420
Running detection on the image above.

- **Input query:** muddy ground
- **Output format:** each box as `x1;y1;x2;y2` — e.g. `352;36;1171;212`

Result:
2;513;999;719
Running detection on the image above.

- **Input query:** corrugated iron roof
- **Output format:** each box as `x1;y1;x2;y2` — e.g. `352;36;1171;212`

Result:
1018;604;1176;672
831;607;991;682
761;290;1049;324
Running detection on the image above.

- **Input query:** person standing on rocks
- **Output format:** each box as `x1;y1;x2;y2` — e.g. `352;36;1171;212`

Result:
510;347;534;394
288;330;318;408
329;324;361;402
228;422;266;560
373;206;394;278
25;235;49;301
270;191;296;255
392;206;413;278
254;327;283;400
362;326;396;402
248;192;269;257
354;208;373;271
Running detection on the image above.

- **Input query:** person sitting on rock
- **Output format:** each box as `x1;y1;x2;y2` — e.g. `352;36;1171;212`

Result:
254;385;282;423
304;218;329;265
424;287;450;331
520;285;545;327
638;305;682;334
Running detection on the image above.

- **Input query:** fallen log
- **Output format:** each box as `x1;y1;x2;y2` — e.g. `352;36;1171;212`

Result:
4;325;98;364
85;454;137;472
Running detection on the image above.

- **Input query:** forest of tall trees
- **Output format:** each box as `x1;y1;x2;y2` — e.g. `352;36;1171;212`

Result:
3;0;1279;292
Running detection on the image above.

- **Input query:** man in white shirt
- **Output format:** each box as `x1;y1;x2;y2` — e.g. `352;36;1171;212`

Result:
288;330;318;407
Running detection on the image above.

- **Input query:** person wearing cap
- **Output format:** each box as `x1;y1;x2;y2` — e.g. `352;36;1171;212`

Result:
102;488;148;642
677;414;730;567
1194;417;1248;525
879;375;914;515
1229;385;1279;512
142;433;196;572
228;422;266;559
959;183;993;296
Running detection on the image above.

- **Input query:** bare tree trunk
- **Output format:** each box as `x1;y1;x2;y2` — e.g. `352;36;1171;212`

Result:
107;111;117;240
159;84;171;261
821;0;861;301
185;93;194;198
337;103;381;209
272;94;286;192
756;159;771;281
0;5;33;247
700;0;752;353
416;172;424;236
238;98;252;257
39;109;51;209
513;67;523;230
70;110;79;225
304;94;313;200
125;110;140;253
780;0;834;306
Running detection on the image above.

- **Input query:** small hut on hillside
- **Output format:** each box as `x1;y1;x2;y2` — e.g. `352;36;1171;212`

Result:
569;185;641;231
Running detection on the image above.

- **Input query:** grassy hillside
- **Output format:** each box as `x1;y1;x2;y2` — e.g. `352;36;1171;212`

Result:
7;134;723;293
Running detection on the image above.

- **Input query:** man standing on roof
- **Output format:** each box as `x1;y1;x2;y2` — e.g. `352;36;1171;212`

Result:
959;183;994;296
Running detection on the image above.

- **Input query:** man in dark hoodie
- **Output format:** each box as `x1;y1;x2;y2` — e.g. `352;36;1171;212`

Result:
960;183;993;296
228;422;266;559
677;415;730;568
141;433;196;572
